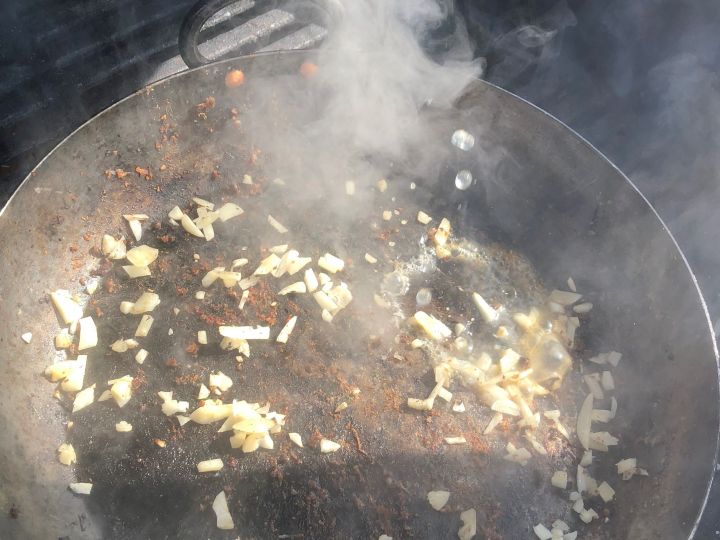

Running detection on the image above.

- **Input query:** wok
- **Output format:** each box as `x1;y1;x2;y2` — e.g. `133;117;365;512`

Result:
0;50;717;539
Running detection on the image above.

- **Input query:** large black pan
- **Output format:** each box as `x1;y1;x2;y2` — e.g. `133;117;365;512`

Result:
0;51;717;539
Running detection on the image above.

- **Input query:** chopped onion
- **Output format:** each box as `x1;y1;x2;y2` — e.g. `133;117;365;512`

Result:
579;509;598;524
219;325;270;340
253;253;281;276
345;180;355;195
592;409;613;423
318;253;345;274
134;314;154;337
580;450;593;467
444;436;466;445
69;483;92;495
472;292;499;323
503;442;531;465
198;384;210;400
364;253;378;264
213;490;234;530
102;234;127;259
168;206;183;220
276;316;298;344
319;438;341;453
267;214;288;233
577;394;594;449
525;433;547;455
601;370;615;391
72;384;95;413
123;265;151;278
564;532;578;540
58;443;76;465
60;355;86;393
115;421;133;432
197;458;224;473
181;214;204;237
412;311;451;340
583;374;604;400
74;316;97;351
286;256;312;275
417;211;432;225
97;389;112;402
534;524;552;540
597;481;615;502
548;290;582;305
491;399;520;417
551;471;568;489
192;197;214;210
209;371;233;392
125;245;159;267
499;348;520;373
278;282;306;295
111;379;132;408
458;508;477;540
382;210;392;221
238;289;250;310
190;402;233;424
289;432;304;447
607;351;622;366
50;290;83;324
589;431;619;451
120;301;134;314
573;302;593;314
55;329;73;349
129;292;160;314
377;179;388;192
135;349;148;364
437;387;452;402
483;412;503;434
427;490;450;510
195;330;207;345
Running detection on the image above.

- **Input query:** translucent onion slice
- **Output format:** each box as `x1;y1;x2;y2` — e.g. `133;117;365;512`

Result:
458;508;477;540
444;436;467;445
286;256;312;275
218;203;243;222
278;282;306;295
111;379;132;408
209;371;233;392
168;206;184;220
213;490;234;530
129;292;160;314
134;314;154;337
597;481;615;502
483;412;503;435
289;432;304;447
78;316;98;350
318;253;345;274
197;458;224;473
472;292;499;323
58;443;77;465
412;311;451;340
181;214;204;237
534;524;552;540
417;211;432;224
135;349;148;364
427;490;450;510
102;234;127;259
319;438;341;453
548;290;582;306
123;265;151;278
551;470;568;489
126;245;159;266
276;316;298;344
219;325;270;340
72;385;95;413
576;394;594;449
267;214;288;234
69;483;93;495
192;197;214;210
115;421;133;432
273;250;300;277
61;355;87;392
198;384;210;399
253;254;281;276
50;290;83;324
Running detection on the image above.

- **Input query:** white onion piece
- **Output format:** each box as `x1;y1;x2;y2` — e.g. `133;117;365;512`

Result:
97;389;112;402
589;431;619;451
77;316;98;350
115;421;133;432
579;509;598;524
491;399;520;417
213;490;235;530
427;490;450;510
318;272;331;286
72;385;95;412
286;256;312;275
126;245;158;267
503;442;531;465
209;371;233;392
45;359;79;382
382;210;392;221
534;524;553;540
458;508;476;540
276;316;298;344
417;211;432;224
61;355;86;392
345;180;355;195
197;458;224;473
591;409;613;423
58;443;76;465
551;471;568;489
472;292;499;323
576;394;594;449
198;384;210;400
55;329;73;349
597;481;615;502
242;174;253;184
189;403;233;424
218;203;243;222
377;179;388;192
119;301;134;314
564;532;578;540
583;374;604;400
412;311;451;340
111;380;132;408
50;290;83;324
168;206;184;220
181;214;204;237
573;302;593;313
444;436;466;445
607;351;622;366
548;290;582;305
102;234;127;259
437;387;452;402
192;197;214;210
318;253;344;274
364;253;378;264
134;314;154;337
580;450;593;467
320;438;341;453
129;292;160;314
268;244;287;255
201;267;222;288
219;325;270;340
288;432;303;447
313;291;338;312
253;253;281;276
135;349;148;364
483;412;503;435
499;348;520;373
126;219;143;242
278;282;306;295
525;433;547;455
601;370;615;391
123;265;151;278
267;214;288;233
69;483;93;495
197;330;207;345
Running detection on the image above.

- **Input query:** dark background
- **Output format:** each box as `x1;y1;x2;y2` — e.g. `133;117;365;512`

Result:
0;0;718;534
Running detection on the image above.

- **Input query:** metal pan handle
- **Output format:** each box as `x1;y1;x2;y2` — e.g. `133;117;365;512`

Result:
179;0;242;68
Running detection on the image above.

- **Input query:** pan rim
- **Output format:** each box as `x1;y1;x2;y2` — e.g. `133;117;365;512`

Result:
3;49;718;538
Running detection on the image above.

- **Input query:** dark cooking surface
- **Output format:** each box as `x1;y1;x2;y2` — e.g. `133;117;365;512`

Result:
1;0;719;535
